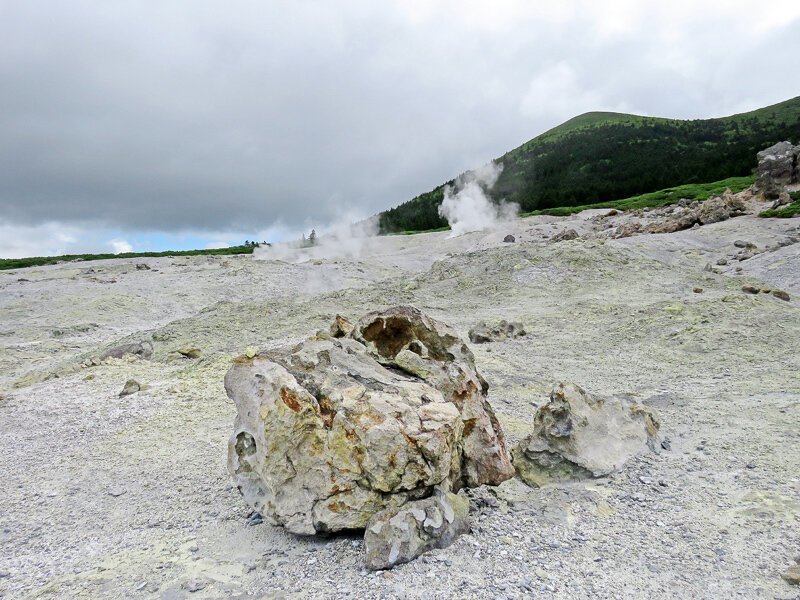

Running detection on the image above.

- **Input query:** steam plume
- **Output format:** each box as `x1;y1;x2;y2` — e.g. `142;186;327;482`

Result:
438;162;517;237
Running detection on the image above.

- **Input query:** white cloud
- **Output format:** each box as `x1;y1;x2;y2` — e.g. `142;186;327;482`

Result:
109;239;133;254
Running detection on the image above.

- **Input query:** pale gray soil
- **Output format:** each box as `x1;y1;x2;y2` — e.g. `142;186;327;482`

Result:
0;203;798;599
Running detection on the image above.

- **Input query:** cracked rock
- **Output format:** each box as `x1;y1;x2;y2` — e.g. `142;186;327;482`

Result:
225;305;513;535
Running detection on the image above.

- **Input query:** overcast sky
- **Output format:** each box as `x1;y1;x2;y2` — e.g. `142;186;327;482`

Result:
1;0;799;257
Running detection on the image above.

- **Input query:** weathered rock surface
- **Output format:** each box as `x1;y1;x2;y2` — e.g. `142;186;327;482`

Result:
755;141;799;198
118;379;142;397
468;320;526;344
329;314;353;338
551;228;579;242
503;234;516;243
364;491;470;570
99;341;153;361
226;306;514;535
512;383;660;487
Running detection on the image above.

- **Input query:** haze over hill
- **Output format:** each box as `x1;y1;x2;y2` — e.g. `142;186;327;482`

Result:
379;96;800;233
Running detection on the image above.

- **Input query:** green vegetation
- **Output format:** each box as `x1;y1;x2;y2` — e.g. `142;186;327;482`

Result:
0;245;255;271
379;96;800;233
759;191;800;218
524;176;755;217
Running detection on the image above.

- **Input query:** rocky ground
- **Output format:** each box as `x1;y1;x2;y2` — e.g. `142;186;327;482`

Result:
0;196;798;599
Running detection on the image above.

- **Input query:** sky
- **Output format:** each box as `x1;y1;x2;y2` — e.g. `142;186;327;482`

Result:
1;0;799;258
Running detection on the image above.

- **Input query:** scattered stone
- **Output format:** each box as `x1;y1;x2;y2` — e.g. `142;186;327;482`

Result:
182;579;207;593
329;314;354;338
119;380;142;397
364;491;470;570
468;320;526;344
108;486;127;497
782;565;800;586
716;258;728;266
606;209;619;216
176;345;202;359
226;306;514;535
244;346;258;359
733;240;754;249
551;229;579;242
696;190;746;224
512;382;660;487
503;234;516;243
693;288;703;294
100;341;153;361
0;571;10;578
741;285;760;295
135;263;151;271
772;290;791;301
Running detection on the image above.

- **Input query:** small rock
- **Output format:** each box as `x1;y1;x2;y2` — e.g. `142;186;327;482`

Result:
108;486;127;497
468;320;526;344
364;491;470;570
0;571;10;578
329;314;354;338
782;565;800;586
733;240;754;249
182;579;207;593
741;285;760;295
177;345;202;359
503;234;516;243
551;229;579;243
772;290;790;301
135;263;151;271
716;258;728;266
100;341;153;361
247;513;263;526
119;380;141;397
134;581;147;591
693;288;703;294
244;347;258;359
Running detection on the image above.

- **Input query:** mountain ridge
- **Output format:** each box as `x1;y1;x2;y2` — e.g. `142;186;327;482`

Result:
378;96;800;233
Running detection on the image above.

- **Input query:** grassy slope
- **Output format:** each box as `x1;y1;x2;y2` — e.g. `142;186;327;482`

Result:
0;245;255;271
379;96;800;233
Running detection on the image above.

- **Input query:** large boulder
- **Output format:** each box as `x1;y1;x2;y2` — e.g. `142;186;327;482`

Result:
512;383;660;487
226;306;514;535
755;141;798;199
364;491;470;570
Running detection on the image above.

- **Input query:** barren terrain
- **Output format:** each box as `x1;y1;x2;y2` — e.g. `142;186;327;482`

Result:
1;205;798;599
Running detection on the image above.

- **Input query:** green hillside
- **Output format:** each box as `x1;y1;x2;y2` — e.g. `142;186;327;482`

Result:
378;96;800;233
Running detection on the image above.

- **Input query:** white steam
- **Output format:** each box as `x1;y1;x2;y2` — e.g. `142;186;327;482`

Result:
254;214;380;264
438;162;518;237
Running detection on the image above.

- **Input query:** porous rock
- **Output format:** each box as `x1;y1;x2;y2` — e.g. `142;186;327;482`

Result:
512;383;660;487
468;320;526;344
364;490;470;570
225;306;514;535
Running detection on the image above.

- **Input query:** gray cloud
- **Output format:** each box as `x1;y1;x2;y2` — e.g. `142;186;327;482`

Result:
1;1;799;236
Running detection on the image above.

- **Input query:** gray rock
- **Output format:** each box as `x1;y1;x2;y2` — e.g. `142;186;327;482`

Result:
512;383;661;487
468;320;526;344
182;579;207;592
364;491;470;570
551;229;579;242
135;263;151;271
100;341;153;361
503;234;516;243
755;141;798;198
225;306;514;535
119;380;142;397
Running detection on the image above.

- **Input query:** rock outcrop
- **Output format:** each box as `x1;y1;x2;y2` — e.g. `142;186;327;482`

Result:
512;383;660;487
755;141;799;199
551;229;579;242
226;306;513;535
468;320;526;344
364;491;470;570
